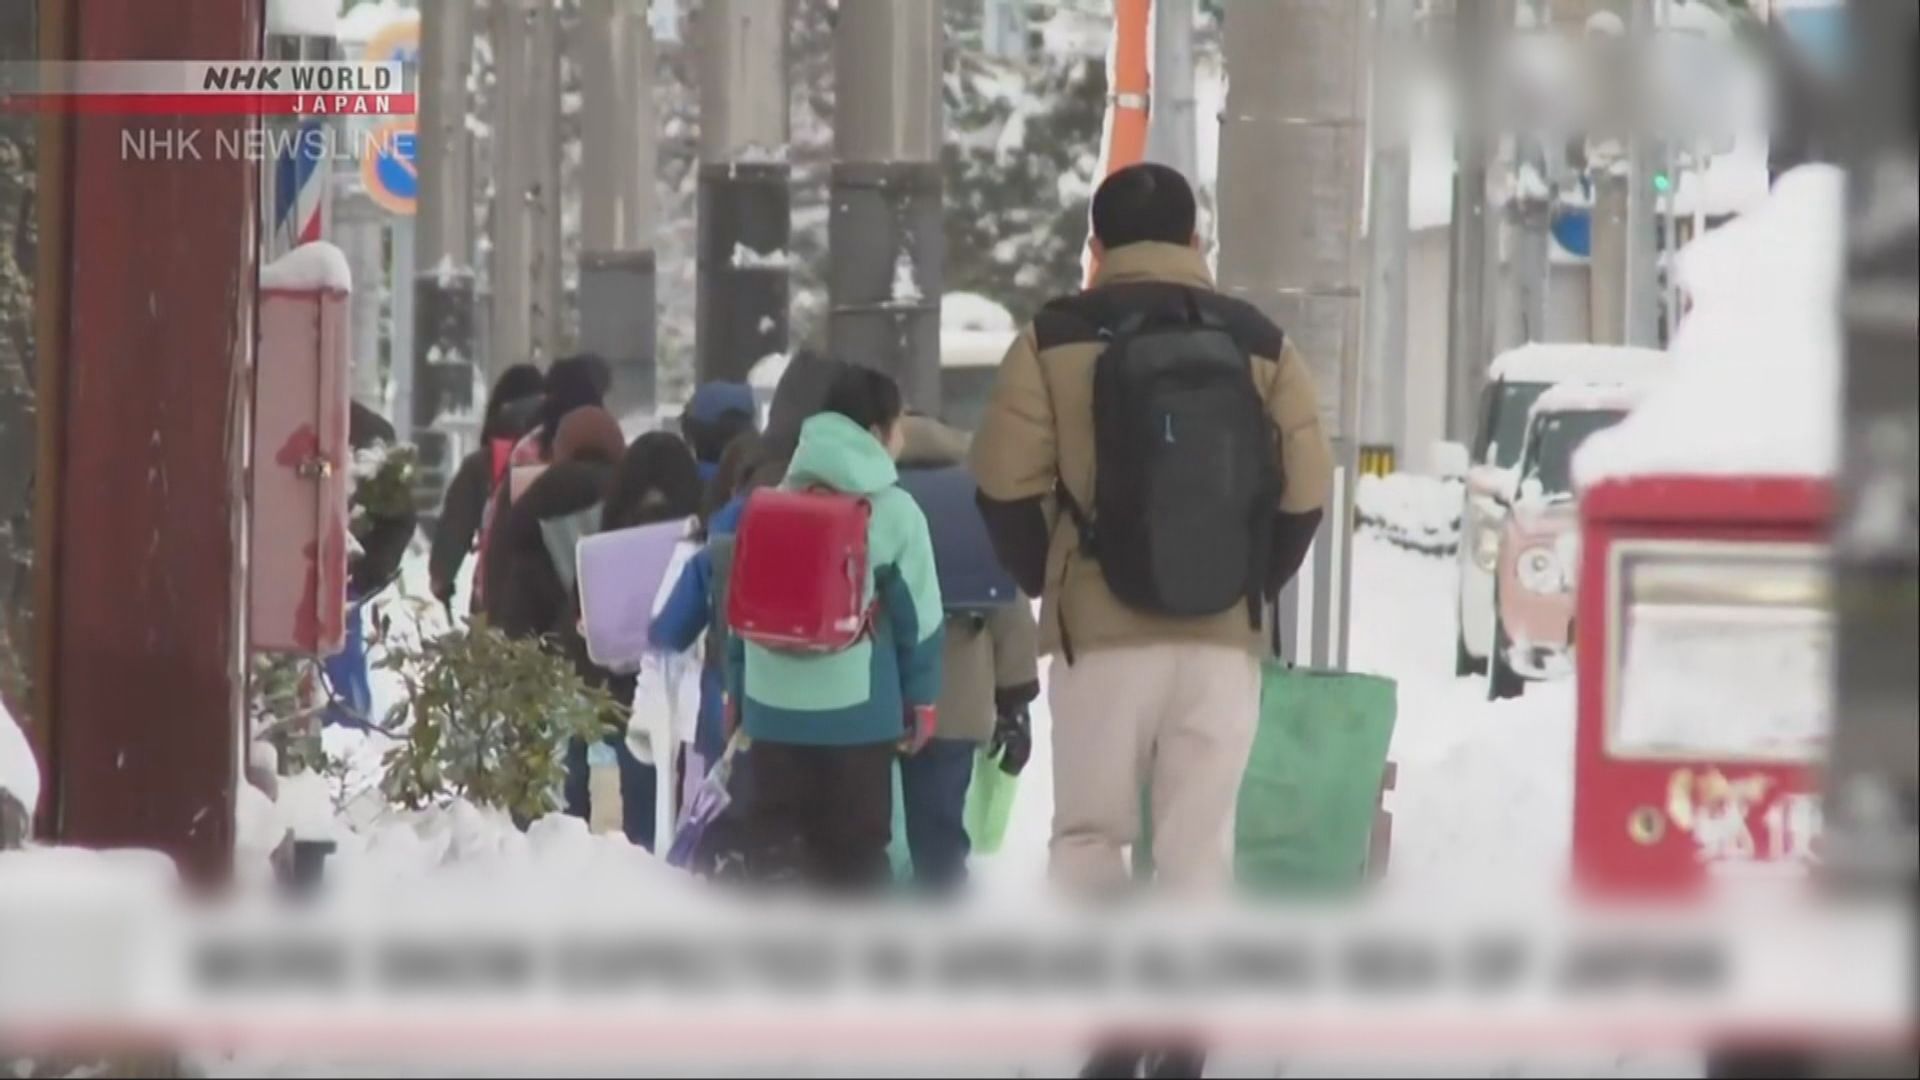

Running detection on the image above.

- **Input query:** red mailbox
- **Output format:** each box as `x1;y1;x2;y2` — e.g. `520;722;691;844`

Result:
1574;475;1832;897
250;243;352;656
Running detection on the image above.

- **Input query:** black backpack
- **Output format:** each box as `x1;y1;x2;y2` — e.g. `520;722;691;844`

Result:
1060;290;1280;625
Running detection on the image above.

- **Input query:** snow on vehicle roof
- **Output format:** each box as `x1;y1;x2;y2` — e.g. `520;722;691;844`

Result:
260;241;352;294
1487;342;1667;385
1576;165;1842;486
1530;381;1648;417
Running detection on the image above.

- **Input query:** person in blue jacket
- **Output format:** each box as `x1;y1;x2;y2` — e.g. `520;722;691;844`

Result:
648;430;775;766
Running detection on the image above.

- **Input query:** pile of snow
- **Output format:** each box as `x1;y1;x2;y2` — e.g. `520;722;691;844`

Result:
260;241;353;294
942;291;1016;334
729;243;794;271
1;697;37;816
1576;166;1843;485
301;798;692;900
1355;473;1465;556
1346;534;1577;897
890;251;925;304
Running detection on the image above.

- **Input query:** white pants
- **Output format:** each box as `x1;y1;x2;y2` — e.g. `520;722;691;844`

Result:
1047;642;1260;895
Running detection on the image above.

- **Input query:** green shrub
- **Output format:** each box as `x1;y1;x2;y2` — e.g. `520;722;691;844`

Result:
377;619;616;823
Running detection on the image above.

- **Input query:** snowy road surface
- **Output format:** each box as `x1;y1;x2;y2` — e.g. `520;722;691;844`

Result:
212;534;1699;1078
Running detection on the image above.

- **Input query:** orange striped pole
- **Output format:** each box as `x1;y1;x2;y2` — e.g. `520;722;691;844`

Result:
1084;0;1153;287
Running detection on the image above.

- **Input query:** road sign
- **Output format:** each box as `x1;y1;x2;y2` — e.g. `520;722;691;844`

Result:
363;16;421;71
362;119;417;215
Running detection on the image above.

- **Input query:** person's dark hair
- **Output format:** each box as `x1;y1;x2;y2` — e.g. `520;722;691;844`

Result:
602;431;702;532
1089;162;1197;250
819;364;904;438
685;407;757;467
537;354;612;454
480;363;544;442
762;349;845;462
698;429;764;533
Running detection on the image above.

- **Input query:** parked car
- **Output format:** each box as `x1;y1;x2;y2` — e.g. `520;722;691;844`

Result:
1487;383;1645;700
1444;344;1667;678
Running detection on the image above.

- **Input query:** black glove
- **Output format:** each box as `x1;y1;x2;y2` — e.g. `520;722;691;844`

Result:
990;707;1032;777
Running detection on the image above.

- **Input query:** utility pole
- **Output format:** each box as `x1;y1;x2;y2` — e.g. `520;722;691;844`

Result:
1360;0;1413;473
335;189;385;411
491;0;533;373
1217;0;1367;670
1619;0;1659;347
696;0;790;385
1442;0;1503;442
1507;0;1554;348
1829;0;1918;912
40;0;260;885
580;0;660;418
529;0;564;366
829;0;945;413
412;0;476;502
1144;0;1199;183
492;0;562;371
1587;0;1659;347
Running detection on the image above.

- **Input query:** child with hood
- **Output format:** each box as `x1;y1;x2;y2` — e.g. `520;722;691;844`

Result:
728;365;945;890
429;363;544;607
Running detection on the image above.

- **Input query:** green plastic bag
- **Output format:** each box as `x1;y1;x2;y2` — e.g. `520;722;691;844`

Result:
963;745;1022;856
888;759;912;881
1136;663;1397;896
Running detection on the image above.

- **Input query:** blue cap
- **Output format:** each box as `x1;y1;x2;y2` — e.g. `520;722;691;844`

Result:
686;381;757;425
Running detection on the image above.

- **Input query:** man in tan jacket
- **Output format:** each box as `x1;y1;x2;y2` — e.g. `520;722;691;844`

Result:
971;163;1334;896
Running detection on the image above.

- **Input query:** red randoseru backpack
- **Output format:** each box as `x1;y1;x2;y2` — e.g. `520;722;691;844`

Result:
726;487;874;653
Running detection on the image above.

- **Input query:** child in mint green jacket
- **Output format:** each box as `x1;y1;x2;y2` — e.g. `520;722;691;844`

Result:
727;365;945;890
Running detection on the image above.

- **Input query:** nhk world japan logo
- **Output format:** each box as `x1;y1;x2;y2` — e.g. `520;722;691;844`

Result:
0;61;414;116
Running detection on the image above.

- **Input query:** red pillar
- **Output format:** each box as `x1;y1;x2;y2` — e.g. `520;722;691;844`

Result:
37;0;259;886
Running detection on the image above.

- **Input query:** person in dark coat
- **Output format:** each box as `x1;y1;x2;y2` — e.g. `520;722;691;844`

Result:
428;363;544;606
487;406;663;848
485;405;627;660
328;401;420;728
472;354;614;613
347;400;418;598
526;354;614;462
